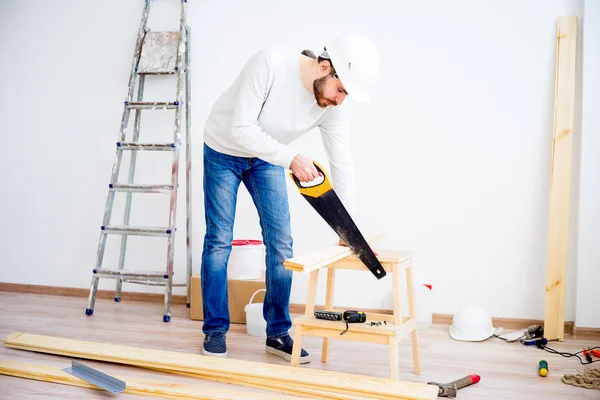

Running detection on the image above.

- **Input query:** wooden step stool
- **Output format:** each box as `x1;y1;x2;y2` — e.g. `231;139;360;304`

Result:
284;246;421;379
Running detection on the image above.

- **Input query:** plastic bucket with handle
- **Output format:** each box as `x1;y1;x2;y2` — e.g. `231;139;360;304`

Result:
244;289;267;336
228;240;265;280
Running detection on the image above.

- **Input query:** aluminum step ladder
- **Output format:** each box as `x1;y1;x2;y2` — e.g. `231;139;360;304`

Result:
86;0;192;322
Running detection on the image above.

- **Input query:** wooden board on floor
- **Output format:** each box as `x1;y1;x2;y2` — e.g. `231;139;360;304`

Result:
150;367;364;400
0;360;306;400
3;332;439;400
544;15;578;342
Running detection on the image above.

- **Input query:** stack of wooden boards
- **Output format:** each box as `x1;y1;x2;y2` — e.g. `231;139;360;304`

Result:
2;331;439;399
0;360;297;400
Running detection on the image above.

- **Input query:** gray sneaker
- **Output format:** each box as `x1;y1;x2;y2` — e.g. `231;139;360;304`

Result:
202;332;227;357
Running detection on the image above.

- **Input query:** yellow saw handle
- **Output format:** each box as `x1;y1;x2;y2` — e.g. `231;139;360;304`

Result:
289;161;332;198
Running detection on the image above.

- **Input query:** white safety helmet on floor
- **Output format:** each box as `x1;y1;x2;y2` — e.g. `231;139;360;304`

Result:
449;304;495;342
320;33;380;102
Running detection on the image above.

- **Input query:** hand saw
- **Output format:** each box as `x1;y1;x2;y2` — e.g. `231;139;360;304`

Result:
290;161;386;280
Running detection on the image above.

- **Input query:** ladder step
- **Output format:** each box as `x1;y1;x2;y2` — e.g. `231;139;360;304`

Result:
125;101;179;109
101;225;174;237
116;142;177;151
109;183;174;193
120;280;187;287
92;269;169;282
137;31;181;75
138;70;177;76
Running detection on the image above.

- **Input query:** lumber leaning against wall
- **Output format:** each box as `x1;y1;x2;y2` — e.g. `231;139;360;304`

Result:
544;16;578;342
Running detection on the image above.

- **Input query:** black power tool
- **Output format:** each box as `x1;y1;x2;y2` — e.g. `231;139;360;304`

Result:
314;310;366;335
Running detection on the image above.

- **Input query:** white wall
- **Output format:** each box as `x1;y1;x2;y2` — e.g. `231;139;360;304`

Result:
0;0;597;327
575;0;600;329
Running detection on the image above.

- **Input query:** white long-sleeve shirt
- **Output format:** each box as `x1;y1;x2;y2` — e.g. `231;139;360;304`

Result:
203;46;357;215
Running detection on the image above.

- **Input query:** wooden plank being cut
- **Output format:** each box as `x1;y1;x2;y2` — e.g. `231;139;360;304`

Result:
544;16;578;342
3;332;438;400
325;250;413;272
283;233;384;273
0;360;306;400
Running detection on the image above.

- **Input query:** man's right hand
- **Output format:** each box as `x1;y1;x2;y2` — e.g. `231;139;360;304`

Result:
290;154;321;182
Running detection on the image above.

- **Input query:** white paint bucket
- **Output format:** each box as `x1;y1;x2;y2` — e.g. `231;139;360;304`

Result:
228;240;265;280
244;289;267;336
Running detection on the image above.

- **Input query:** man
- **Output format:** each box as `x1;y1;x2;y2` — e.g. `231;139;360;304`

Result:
200;33;380;363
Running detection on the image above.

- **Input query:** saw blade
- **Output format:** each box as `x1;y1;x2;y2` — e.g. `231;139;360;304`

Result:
290;162;386;280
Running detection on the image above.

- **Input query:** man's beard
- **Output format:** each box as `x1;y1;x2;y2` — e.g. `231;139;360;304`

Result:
313;75;337;108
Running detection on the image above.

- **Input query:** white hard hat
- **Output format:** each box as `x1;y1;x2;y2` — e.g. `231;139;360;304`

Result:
321;33;380;102
449;304;495;342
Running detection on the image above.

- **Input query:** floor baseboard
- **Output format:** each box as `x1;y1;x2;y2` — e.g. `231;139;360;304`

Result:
1;282;595;337
0;282;188;305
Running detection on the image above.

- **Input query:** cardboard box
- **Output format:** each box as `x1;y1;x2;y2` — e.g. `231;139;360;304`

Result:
190;274;266;324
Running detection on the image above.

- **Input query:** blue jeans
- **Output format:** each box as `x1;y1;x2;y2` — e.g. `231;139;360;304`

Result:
201;143;293;339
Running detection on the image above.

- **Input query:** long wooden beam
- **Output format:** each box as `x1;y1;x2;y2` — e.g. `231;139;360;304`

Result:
0;360;306;400
3;332;438;400
150;367;364;400
544;16;578;342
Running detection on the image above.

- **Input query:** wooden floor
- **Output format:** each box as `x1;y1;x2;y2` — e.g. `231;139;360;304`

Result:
0;292;598;399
